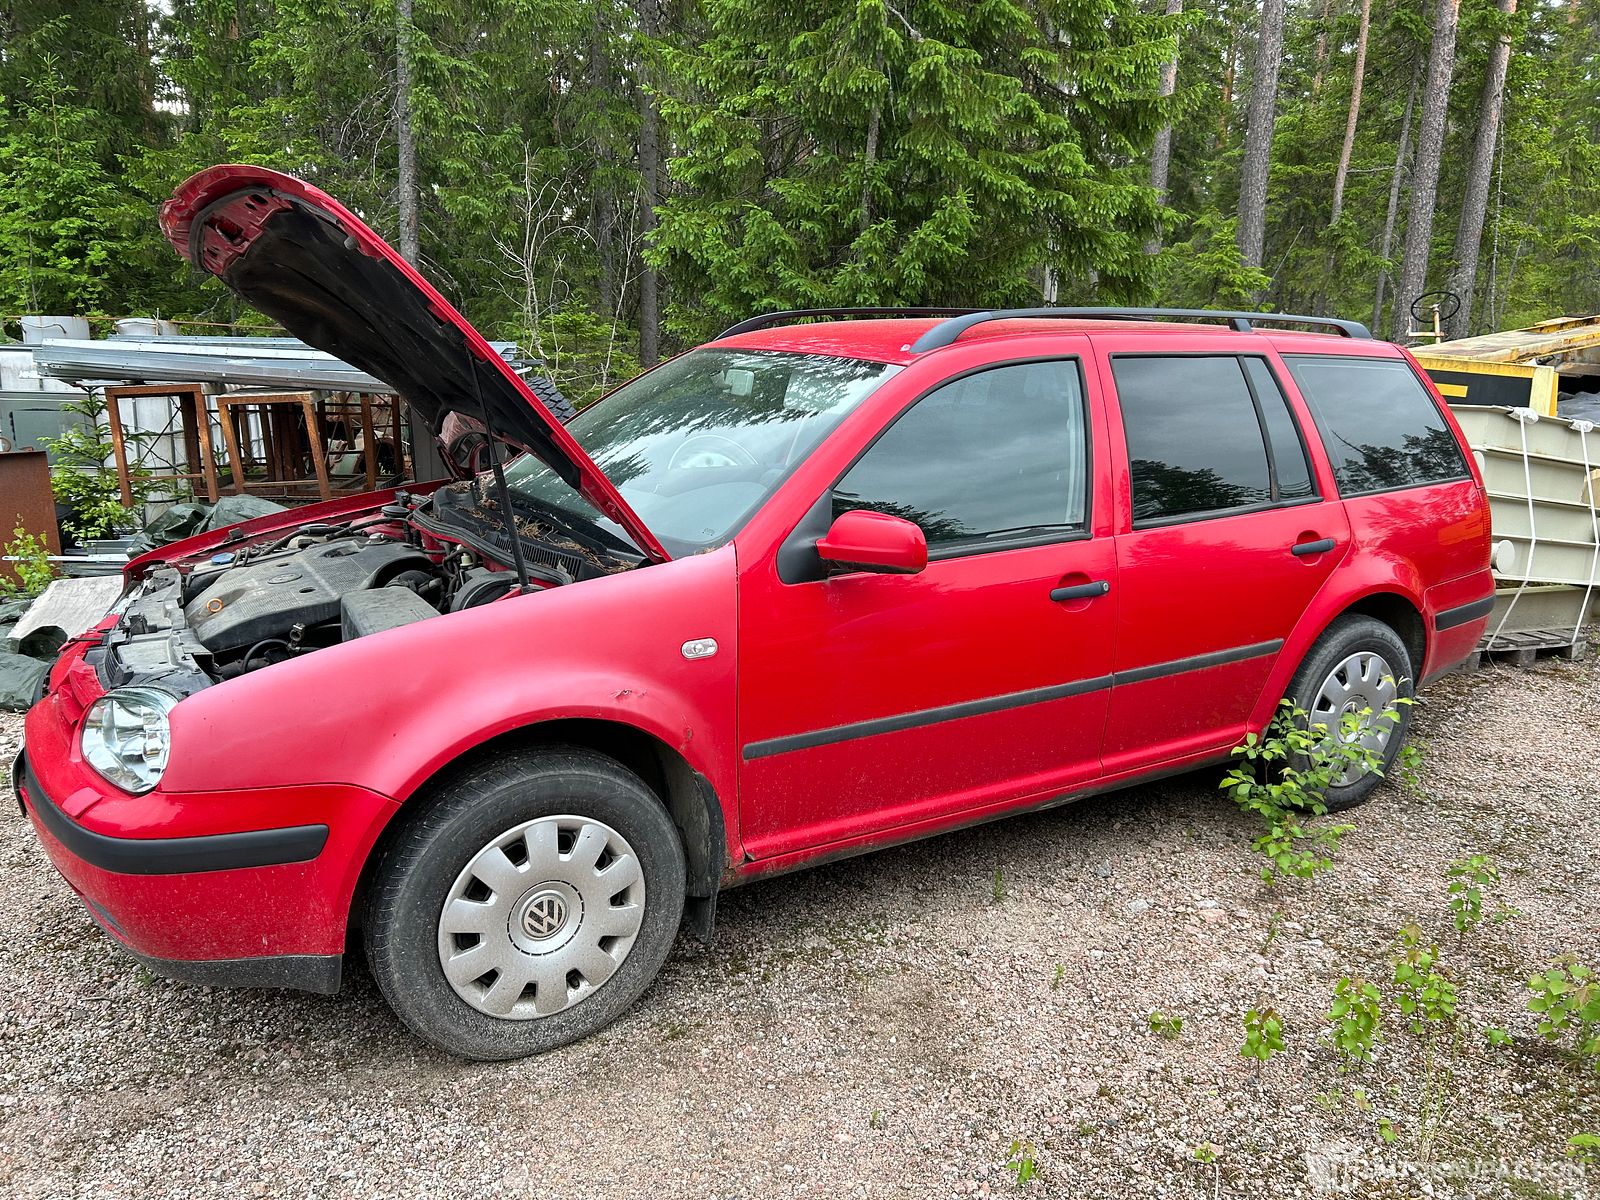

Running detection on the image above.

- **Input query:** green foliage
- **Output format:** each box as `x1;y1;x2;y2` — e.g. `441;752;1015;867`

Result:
41;394;149;541
1569;1133;1600;1165
650;0;1176;342
1446;854;1500;933
1527;959;1600;1068
1327;976;1383;1065
992;867;1005;903
0;526;56;600
1240;1007;1284;1063
1190;1142;1219;1165
1005;1139;1037;1188
1391;924;1458;1035
1147;1011;1183;1040
1221;695;1411;886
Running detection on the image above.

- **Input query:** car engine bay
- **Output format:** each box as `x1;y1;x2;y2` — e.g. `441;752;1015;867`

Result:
89;486;642;696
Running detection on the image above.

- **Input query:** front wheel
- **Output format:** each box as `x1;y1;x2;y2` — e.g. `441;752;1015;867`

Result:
364;747;686;1060
1282;615;1415;812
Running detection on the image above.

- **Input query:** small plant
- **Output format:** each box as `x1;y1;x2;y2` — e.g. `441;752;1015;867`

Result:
992;867;1006;903
1222;696;1411;885
1241;1007;1285;1063
1051;963;1064;991
1377;1118;1398;1145
0;525;55;599
1191;1142;1219;1164
1446;855;1499;934
42;392;150;541
1005;1139;1037;1188
1148;1010;1184;1040
1485;1026;1513;1048
1391;925;1458;1034
1327;976;1383;1065
1528;959;1600;1068
1569;1133;1600;1166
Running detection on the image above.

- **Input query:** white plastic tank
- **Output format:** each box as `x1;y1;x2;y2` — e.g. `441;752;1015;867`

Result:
18;315;90;344
112;317;179;338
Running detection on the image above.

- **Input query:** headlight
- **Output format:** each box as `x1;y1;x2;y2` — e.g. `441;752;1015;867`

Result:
81;687;179;794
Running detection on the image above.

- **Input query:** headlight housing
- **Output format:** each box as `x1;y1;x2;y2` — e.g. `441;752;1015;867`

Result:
81;686;179;794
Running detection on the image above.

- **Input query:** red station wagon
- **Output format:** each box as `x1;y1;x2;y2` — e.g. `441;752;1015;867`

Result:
16;167;1493;1059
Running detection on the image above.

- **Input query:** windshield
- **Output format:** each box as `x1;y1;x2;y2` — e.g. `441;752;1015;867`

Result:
501;350;898;557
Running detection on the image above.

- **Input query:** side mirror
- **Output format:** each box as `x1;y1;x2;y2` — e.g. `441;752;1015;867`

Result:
815;510;928;576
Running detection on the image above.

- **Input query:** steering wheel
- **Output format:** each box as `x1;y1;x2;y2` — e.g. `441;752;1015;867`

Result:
669;433;759;471
1410;291;1461;325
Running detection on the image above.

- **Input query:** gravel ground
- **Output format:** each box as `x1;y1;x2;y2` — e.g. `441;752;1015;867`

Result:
1;656;1597;1199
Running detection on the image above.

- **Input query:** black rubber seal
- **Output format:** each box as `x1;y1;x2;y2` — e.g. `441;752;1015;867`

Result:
20;754;329;876
1435;595;1495;631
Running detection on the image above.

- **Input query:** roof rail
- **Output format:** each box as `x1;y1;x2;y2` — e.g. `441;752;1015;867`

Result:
908;307;1373;352
717;307;978;340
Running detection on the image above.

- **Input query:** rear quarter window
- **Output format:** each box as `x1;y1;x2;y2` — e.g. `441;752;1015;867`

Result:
1283;355;1470;496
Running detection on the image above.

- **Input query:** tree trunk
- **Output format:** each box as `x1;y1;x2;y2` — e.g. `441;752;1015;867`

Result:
1328;0;1371;226
1391;0;1461;341
1312;0;1336;94
395;0;420;267
1446;0;1517;337
1237;0;1287;271
591;9;617;317
637;0;662;366
1373;66;1420;332
1146;0;1185;253
860;50;884;235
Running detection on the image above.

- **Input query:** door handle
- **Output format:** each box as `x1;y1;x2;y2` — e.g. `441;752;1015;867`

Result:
1050;580;1111;602
1291;538;1336;557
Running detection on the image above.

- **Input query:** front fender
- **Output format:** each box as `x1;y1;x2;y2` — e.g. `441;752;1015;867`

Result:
160;544;739;809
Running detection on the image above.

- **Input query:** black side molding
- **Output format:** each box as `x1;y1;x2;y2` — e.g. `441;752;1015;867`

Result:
20;755;329;876
1435;595;1495;631
742;638;1284;761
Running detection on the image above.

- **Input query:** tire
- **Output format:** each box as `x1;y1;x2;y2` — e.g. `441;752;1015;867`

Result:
526;374;577;424
1281;615;1415;812
364;747;686;1060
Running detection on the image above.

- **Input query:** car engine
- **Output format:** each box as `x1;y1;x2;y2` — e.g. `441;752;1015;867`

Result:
91;520;522;695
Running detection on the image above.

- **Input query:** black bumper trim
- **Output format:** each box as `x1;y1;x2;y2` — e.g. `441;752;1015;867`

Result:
19;753;329;876
81;896;342;993
1435;595;1495;631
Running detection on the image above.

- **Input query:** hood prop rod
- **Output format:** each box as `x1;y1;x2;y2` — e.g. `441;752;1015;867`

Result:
464;348;534;595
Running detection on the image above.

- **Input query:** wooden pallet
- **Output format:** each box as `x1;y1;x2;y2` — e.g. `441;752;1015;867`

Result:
1477;626;1589;667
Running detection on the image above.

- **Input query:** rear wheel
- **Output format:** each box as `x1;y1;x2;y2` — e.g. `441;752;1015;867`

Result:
1282;615;1415;811
364;747;685;1060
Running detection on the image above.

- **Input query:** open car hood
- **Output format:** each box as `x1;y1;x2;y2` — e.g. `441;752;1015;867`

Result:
159;165;669;562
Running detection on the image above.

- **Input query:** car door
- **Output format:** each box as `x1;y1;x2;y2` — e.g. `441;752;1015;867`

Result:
735;353;1118;862
1098;346;1351;772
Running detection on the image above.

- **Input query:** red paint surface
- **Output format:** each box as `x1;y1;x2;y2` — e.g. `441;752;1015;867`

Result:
22;211;1494;978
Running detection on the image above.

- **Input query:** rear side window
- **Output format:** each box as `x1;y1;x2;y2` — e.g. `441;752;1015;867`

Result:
832;359;1088;551
1283;356;1470;496
1112;355;1314;524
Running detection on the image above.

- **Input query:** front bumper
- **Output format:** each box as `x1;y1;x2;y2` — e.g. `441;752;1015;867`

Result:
17;693;401;994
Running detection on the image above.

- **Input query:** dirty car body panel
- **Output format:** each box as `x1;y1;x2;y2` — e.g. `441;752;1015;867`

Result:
16;169;1493;1054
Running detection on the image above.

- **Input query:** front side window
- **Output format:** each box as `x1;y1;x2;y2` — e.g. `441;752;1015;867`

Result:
1112;355;1283;524
1283;355;1470;496
501;350;897;556
832;360;1089;551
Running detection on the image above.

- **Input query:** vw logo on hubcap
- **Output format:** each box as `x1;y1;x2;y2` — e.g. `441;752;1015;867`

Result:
520;890;568;939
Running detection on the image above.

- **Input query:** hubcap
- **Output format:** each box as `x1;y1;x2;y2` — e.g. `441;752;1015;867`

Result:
1310;651;1401;787
437;815;645;1020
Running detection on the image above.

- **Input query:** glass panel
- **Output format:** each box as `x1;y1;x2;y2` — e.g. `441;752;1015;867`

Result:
1112;356;1272;522
1243;357;1315;500
1284;356;1470;496
832;360;1088;549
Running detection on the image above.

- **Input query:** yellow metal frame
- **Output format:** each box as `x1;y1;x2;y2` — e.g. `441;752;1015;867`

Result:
1411;355;1560;415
